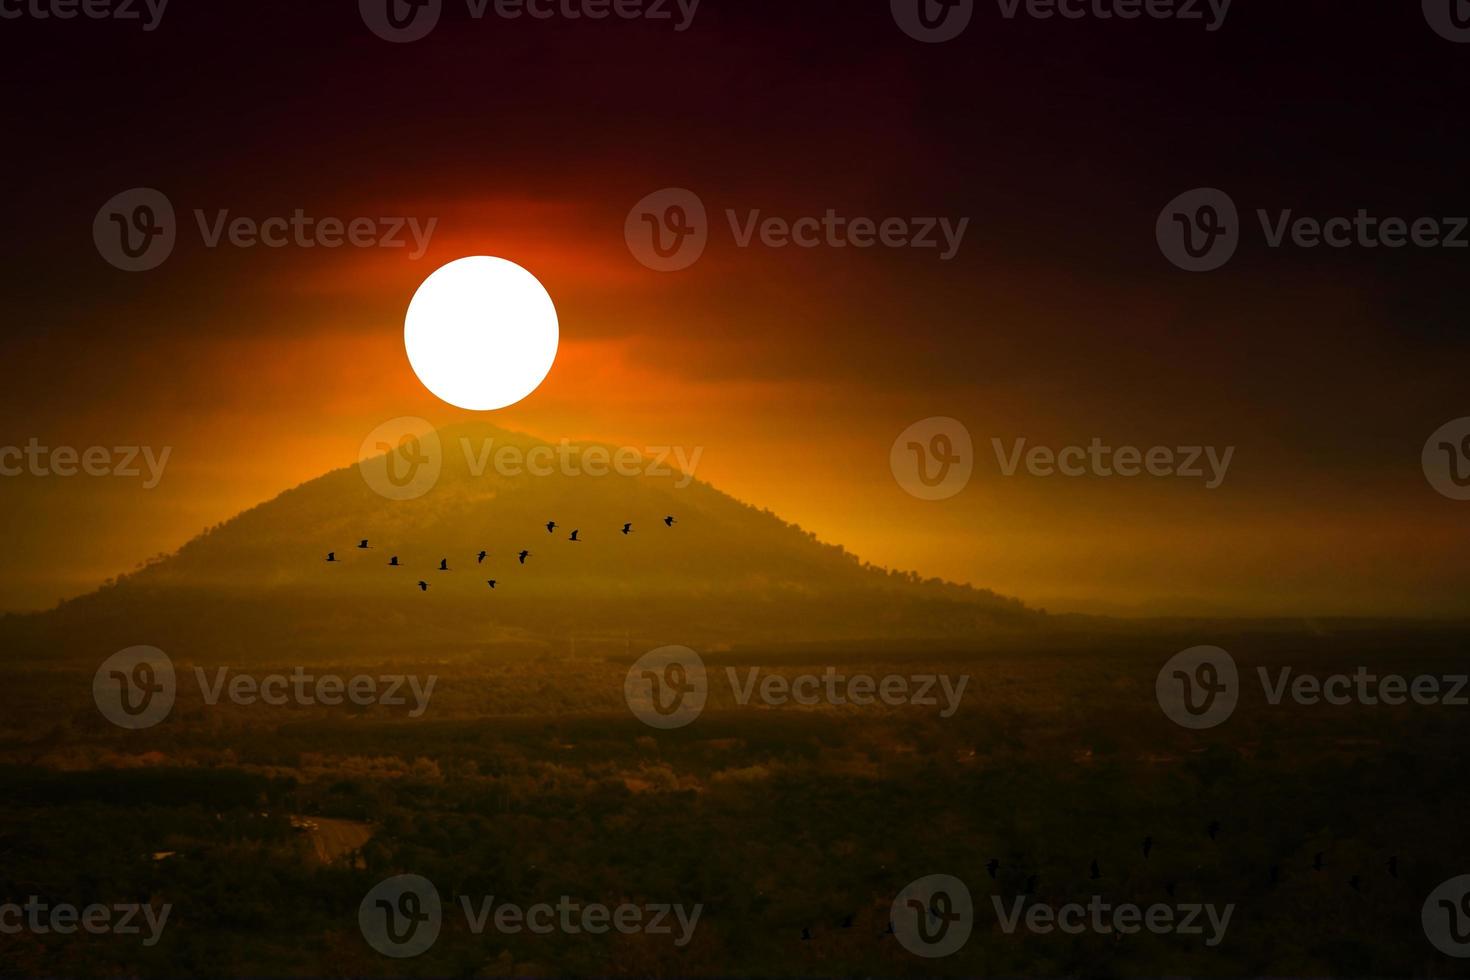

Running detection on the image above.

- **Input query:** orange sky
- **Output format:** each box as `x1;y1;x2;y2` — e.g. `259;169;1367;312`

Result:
3;187;1468;618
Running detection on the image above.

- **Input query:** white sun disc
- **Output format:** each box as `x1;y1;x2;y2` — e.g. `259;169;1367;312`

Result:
404;256;559;411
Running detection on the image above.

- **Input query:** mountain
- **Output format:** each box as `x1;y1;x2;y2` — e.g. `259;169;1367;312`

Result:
2;423;1037;663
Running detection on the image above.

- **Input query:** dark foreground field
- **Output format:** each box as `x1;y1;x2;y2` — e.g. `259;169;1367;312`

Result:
2;624;1469;977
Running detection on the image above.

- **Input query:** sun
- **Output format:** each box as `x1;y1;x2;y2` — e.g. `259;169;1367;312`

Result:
403;256;559;411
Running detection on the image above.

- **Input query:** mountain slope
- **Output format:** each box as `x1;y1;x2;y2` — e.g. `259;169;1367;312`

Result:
6;423;1037;661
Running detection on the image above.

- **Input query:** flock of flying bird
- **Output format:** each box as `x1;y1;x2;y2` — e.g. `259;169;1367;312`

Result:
322;516;678;591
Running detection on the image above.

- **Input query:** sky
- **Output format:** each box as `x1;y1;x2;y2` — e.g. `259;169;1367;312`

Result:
1;0;1469;616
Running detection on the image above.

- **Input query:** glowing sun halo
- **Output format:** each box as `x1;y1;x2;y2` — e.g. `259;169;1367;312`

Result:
404;256;559;411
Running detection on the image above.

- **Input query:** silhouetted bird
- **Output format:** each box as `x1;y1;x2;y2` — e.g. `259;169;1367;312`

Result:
1349;874;1362;892
417;581;428;592
1090;859;1101;880
801;927;812;942
388;556;400;567
621;523;633;535
986;858;1000;879
438;558;450;571
569;529;580;542
1165;881;1177;897
840;914;854;929
1023;874;1038;894
664;515;676;527
1143;836;1154;859
1388;856;1399;879
545;521;557;533
477;551;487;564
518;550;531;564
1269;865;1280;887
486;580;497;589
325;552;338;562
1207;820;1221;841
1313;852;1325;872
358;540;370;549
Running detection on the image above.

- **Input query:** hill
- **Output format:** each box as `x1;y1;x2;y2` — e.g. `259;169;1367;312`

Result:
1;423;1037;662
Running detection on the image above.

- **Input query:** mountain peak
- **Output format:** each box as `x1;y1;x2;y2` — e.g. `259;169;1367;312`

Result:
13;427;1035;661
